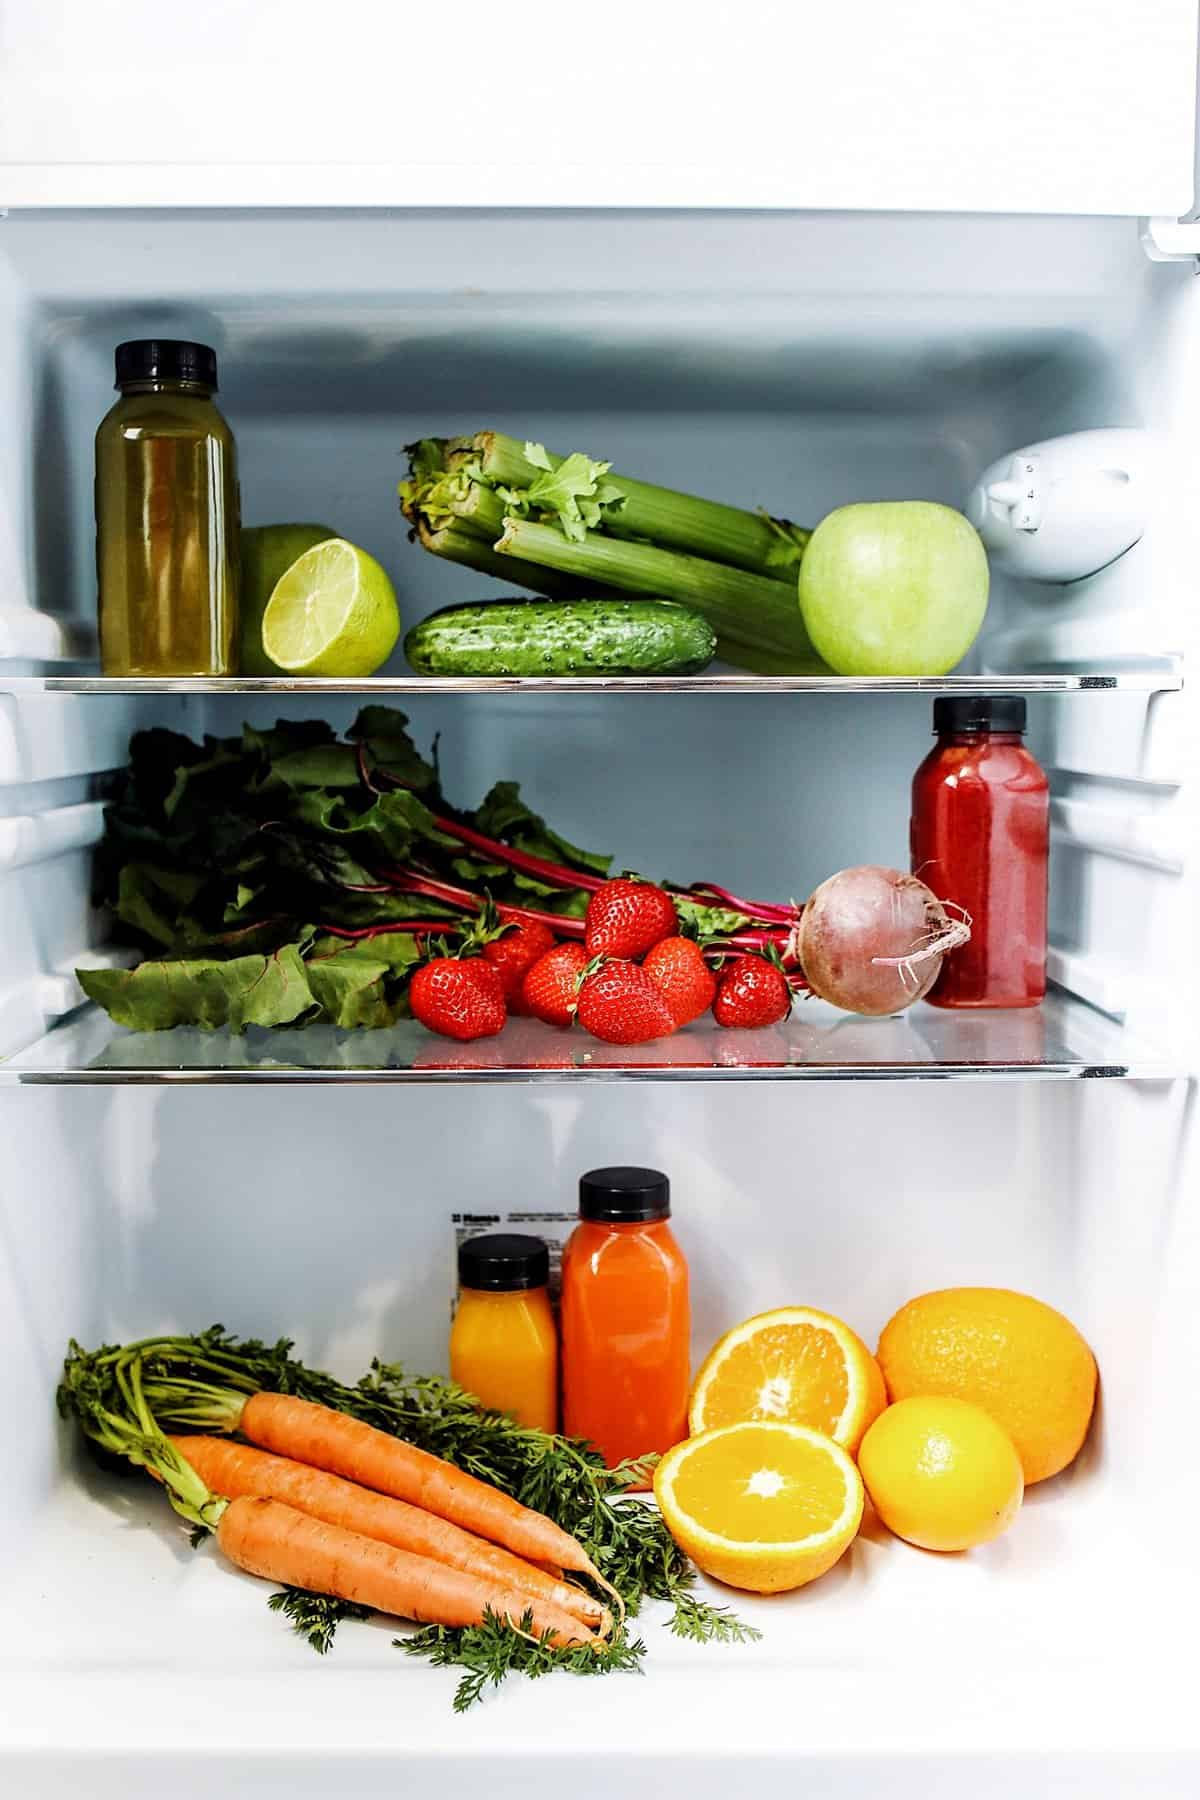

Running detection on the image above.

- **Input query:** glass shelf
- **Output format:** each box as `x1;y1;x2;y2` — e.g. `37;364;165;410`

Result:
0;667;1183;696
2;991;1173;1084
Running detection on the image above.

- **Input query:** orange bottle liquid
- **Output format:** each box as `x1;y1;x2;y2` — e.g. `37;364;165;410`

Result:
561;1167;690;1478
449;1234;558;1433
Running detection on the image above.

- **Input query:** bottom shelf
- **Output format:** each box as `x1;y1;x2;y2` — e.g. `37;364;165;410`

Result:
3;1459;1192;1797
2;989;1173;1083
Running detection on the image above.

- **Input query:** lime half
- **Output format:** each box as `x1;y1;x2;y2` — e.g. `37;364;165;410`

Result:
262;538;401;676
240;523;337;675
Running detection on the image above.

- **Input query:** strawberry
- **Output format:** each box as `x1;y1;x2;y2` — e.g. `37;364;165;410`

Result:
482;919;557;1011
584;877;678;959
410;955;507;1041
713;954;793;1029
576;958;677;1045
521;941;590;1027
643;935;717;1027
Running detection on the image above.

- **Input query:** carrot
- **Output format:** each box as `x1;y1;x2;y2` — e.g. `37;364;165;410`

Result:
216;1495;597;1645
239;1391;622;1617
171;1434;608;1631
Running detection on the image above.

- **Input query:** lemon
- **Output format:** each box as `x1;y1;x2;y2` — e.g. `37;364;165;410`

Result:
689;1306;886;1454
261;538;400;676
240;524;337;675
877;1286;1097;1484
654;1420;863;1593
859;1396;1024;1553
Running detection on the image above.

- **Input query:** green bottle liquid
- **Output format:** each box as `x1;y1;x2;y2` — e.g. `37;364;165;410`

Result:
95;339;239;675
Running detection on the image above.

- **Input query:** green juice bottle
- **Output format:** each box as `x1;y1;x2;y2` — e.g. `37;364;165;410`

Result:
95;339;239;675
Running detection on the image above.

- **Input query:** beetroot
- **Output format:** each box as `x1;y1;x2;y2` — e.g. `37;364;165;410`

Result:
795;866;970;1017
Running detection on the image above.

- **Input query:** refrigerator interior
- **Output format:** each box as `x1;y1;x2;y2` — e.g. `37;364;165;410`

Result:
0;209;1195;1792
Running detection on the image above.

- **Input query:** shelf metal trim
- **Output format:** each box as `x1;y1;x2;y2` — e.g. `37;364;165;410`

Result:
11;1063;1167;1084
0;669;1184;697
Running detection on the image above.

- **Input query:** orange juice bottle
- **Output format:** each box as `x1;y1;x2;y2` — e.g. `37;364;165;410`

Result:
449;1234;557;1432
561;1167;690;1477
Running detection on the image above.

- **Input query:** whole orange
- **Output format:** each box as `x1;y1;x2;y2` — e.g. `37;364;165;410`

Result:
859;1396;1023;1552
876;1286;1097;1485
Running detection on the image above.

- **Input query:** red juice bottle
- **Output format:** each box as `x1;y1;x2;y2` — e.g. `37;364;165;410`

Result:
910;696;1049;1009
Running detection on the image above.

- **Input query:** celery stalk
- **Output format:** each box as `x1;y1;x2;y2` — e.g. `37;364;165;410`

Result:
417;521;630;604
474;431;809;581
448;482;509;540
495;517;828;670
402;475;508;542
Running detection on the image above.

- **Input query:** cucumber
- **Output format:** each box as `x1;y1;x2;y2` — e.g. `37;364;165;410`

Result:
405;598;717;677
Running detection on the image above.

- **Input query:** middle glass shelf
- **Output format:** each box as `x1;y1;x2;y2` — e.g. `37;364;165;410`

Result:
4;991;1170;1085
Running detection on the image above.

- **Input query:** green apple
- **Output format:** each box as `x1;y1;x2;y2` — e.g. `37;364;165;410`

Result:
798;502;989;677
240;523;337;674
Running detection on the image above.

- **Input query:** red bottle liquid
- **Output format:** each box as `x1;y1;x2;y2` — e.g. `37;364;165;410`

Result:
910;696;1049;1009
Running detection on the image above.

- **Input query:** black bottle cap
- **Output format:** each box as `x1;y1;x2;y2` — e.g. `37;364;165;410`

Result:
458;1232;549;1292
115;339;218;391
933;695;1026;735
579;1166;670;1222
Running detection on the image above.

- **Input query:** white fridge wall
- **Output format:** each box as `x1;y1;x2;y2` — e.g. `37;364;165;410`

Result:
1;1078;1195;1791
0;208;1190;1049
0;0;1196;214
0;204;1194;1786
0;207;1189;676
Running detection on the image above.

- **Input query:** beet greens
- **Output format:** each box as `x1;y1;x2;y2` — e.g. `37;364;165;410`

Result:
80;707;759;1033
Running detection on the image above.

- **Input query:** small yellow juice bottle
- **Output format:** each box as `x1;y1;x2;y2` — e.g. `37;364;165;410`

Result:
449;1234;557;1433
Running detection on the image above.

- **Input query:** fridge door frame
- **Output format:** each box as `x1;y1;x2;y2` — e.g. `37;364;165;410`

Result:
0;0;1197;217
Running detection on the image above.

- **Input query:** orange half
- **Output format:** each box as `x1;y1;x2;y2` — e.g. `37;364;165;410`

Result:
689;1306;887;1452
654;1421;864;1593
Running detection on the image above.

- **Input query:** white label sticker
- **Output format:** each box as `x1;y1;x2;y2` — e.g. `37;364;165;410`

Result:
450;1211;575;1314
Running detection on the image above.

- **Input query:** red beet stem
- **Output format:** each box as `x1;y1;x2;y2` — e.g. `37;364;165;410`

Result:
371;867;589;941
356;740;386;795
354;744;804;949
319;926;407;944
702;926;806;975
356;741;602;894
357;743;796;925
498;906;585;938
679;881;796;925
432;815;607;895
437;823;793;928
377;869;483;910
317;919;465;940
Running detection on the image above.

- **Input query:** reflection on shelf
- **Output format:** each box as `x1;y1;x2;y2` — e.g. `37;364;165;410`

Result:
1;990;1172;1084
